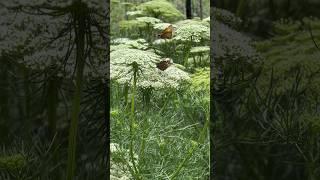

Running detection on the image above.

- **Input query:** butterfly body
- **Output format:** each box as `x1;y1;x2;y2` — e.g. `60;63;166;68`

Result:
158;25;173;39
157;58;172;71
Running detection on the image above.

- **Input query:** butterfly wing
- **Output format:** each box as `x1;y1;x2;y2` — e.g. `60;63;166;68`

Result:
156;59;172;71
159;25;173;39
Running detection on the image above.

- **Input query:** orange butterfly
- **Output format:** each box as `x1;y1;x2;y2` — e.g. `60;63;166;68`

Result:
158;25;173;39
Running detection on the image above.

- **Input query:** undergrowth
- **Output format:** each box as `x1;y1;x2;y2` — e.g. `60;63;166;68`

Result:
110;0;210;179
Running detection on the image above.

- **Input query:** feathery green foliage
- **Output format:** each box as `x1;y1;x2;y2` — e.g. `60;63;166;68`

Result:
256;18;320;95
136;0;184;22
212;7;242;29
190;68;210;92
111;1;210;179
0;154;26;171
213;4;320;179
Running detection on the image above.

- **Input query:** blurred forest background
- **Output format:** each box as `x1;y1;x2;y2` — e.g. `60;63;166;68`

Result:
111;0;210;39
212;0;320;180
0;1;107;179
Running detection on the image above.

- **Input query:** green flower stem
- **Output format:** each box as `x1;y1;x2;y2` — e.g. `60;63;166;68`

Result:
47;77;59;139
124;84;129;104
129;66;140;179
169;112;209;179
236;0;247;18
23;68;31;131
183;46;191;67
183;37;193;68
66;7;86;180
193;56;196;67
159;91;175;114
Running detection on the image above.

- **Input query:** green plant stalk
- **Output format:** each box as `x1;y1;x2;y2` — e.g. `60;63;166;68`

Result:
307;132;316;180
66;9;86;180
183;37;193;68
146;23;152;43
123;84;129;104
138;116;148;168
159;91;175;114
169;113;209;179
142;88;152;107
23;68;31;131
193;56;196;67
199;55;202;67
183;52;190;68
307;161;315;180
47;76;59;179
47;77;59;139
0;63;9;140
129;68;140;179
183;46;191;67
236;0;247;18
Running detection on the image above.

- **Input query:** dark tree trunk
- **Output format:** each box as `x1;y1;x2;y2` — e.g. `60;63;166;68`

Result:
186;0;192;19
269;0;276;20
286;0;291;17
211;0;216;7
236;0;247;18
200;0;203;19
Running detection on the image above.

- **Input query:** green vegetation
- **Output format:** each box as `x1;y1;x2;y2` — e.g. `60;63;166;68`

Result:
111;0;210;179
0;1;107;179
213;1;320;179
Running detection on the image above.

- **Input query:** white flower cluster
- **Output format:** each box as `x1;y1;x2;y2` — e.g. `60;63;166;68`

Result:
2;0;71;7
110;143;138;180
111;38;149;50
111;48;190;90
190;46;210;54
138;66;190;89
136;17;162;25
152;38;174;45
119;16;162;32
212;20;259;62
111;44;132;52
126;10;144;18
212;7;242;29
0;1;108;79
112;38;131;44
152;23;175;31
203;17;210;23
111;48;159;68
0;9;71;70
2;0;107;12
175;19;209;28
173;23;210;43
